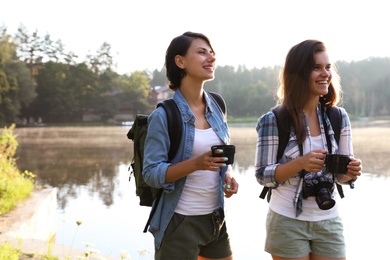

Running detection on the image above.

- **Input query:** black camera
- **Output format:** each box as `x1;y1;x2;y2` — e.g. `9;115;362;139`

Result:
302;175;335;210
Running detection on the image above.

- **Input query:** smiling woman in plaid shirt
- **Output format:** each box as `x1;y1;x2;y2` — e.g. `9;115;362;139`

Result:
255;40;362;260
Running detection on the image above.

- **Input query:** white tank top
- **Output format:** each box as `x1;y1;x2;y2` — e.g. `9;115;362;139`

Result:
175;128;223;215
270;134;340;221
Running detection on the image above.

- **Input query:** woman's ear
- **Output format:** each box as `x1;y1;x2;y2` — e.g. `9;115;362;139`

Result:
175;55;185;69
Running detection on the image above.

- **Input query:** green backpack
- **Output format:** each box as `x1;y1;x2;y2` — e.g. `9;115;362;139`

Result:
127;99;180;207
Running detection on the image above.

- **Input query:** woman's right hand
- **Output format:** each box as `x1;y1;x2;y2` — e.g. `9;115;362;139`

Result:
166;150;227;182
299;149;328;173
196;150;227;171
275;149;327;183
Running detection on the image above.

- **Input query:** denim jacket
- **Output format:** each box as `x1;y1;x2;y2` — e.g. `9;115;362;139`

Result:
143;89;230;249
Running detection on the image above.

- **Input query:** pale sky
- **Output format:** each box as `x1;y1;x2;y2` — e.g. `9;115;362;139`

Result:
1;0;389;75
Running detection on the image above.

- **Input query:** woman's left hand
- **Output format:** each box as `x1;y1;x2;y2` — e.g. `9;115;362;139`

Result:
346;158;363;181
224;173;238;198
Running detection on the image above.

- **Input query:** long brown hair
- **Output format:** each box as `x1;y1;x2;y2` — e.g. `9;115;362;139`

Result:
276;40;342;144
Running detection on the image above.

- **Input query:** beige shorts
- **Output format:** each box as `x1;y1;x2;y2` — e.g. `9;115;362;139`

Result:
265;209;346;258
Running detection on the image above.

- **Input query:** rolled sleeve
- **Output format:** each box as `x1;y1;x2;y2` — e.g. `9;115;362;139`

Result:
255;111;280;188
143;107;176;192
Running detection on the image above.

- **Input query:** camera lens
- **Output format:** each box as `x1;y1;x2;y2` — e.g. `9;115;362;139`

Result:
315;188;336;210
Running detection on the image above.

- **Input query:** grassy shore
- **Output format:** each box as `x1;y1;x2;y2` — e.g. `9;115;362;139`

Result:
0;125;54;259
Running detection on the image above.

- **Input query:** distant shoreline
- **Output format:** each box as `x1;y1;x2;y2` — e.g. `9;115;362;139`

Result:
351;118;390;128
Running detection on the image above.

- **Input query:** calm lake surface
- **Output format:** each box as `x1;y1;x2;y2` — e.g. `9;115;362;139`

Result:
14;123;390;260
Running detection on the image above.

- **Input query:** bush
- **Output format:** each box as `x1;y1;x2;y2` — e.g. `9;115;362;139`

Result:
0;242;20;260
0;124;35;214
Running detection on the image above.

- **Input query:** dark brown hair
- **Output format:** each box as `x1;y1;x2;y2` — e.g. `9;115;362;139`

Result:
165;31;214;90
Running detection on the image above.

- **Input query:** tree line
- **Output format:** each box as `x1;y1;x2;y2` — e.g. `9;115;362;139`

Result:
1;25;389;127
206;57;390;119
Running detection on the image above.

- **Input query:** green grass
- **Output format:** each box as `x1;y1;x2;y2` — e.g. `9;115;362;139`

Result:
0;242;58;260
0;125;35;214
0;242;20;260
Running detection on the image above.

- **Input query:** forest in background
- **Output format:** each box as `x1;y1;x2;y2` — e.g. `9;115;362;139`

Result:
1;25;390;127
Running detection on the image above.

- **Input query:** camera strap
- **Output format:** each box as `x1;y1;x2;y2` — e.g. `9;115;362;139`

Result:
321;107;332;154
298;144;305;178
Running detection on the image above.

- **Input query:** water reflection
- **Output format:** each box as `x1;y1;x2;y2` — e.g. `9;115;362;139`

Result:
15;127;130;210
14;126;265;210
14;125;390;209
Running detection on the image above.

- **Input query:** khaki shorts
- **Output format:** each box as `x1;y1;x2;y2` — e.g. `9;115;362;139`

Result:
155;208;232;260
265;209;346;258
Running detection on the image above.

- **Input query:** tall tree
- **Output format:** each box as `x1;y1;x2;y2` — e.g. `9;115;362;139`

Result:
86;42;114;74
15;25;43;75
64;62;98;120
119;71;151;115
93;69;121;121
149;68;166;87
4;61;37;122
42;33;65;62
30;62;78;122
0;26;36;125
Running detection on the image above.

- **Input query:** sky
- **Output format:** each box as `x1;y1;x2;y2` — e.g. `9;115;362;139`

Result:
1;0;389;75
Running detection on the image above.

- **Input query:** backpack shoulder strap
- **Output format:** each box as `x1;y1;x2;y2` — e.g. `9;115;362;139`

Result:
157;99;182;161
208;91;226;117
326;106;342;145
272;105;290;162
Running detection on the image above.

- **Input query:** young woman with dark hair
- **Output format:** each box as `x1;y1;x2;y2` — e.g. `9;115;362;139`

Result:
143;32;238;260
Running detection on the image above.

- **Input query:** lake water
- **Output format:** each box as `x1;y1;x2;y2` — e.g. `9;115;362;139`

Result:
14;125;390;260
